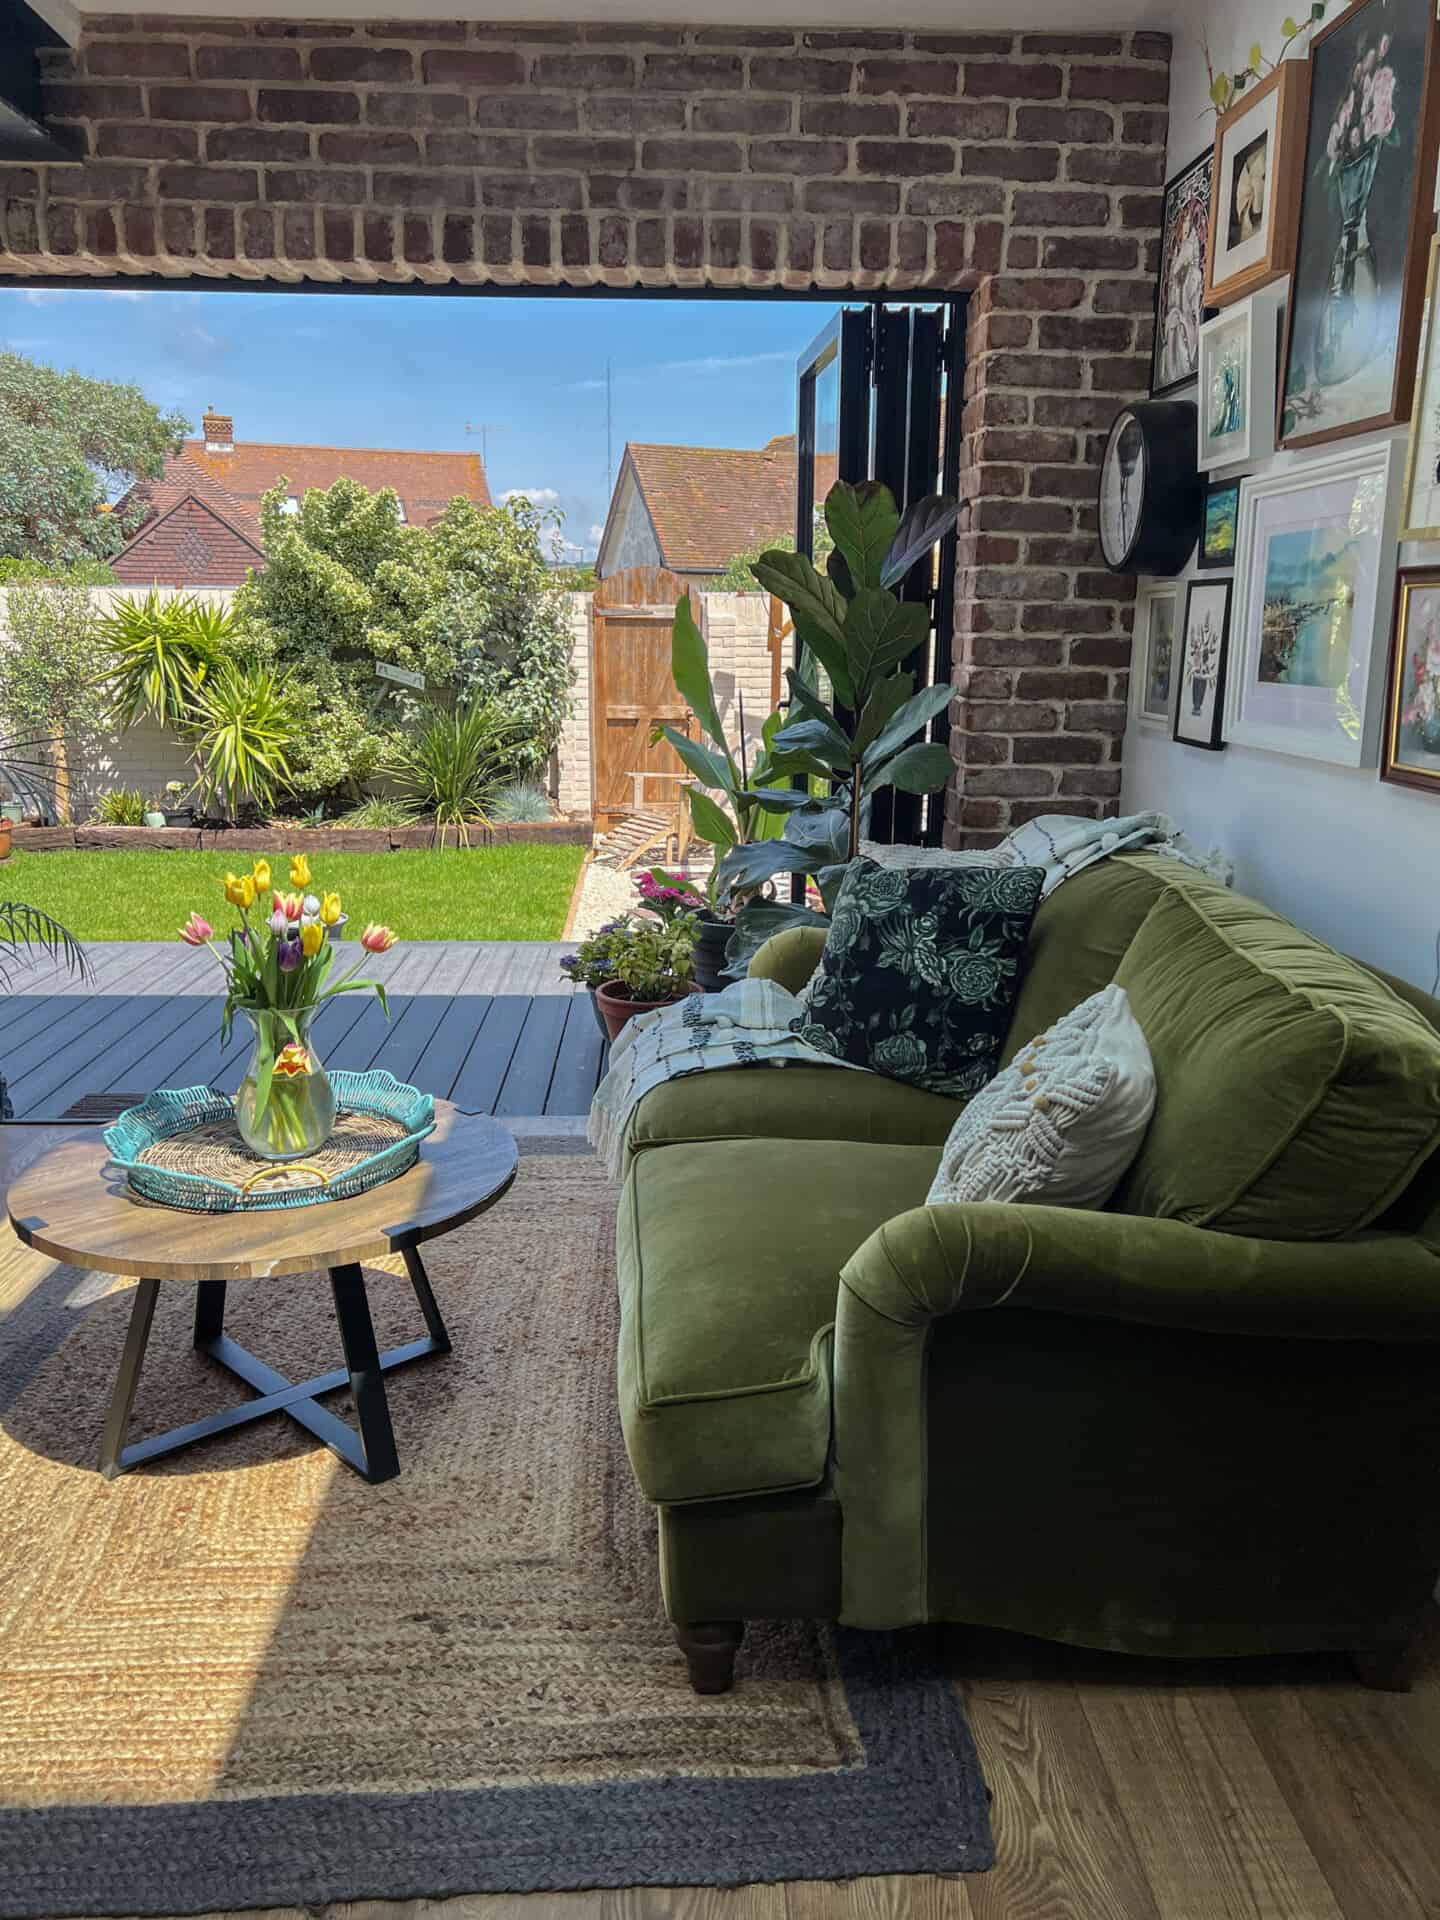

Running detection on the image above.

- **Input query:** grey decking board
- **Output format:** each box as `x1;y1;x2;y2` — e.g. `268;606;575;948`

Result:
448;996;530;1111
495;996;572;1115
404;994;495;1099
545;998;607;1114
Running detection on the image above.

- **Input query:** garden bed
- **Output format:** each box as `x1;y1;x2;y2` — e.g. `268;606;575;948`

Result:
12;820;592;855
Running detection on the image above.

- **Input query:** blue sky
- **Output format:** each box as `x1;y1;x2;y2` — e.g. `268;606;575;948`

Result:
0;286;834;561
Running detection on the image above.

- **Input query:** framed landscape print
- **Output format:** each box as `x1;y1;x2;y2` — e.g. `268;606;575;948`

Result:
1197;285;1282;469
1132;584;1179;727
1278;0;1440;449
1382;567;1440;790
1200;477;1242;569
1174;579;1233;749
1204;60;1310;308
1227;438;1406;766
1400;234;1440;538
1151;149;1214;396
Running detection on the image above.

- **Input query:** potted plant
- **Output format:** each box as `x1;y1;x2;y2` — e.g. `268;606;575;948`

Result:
560;915;696;1043
161;780;193;827
143;796;166;828
177;854;394;1161
633;865;725;985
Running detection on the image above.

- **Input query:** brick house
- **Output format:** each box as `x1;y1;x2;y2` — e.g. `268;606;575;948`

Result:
0;14;1174;844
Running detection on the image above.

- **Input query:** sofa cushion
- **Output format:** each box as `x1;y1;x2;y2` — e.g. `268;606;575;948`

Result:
1113;876;1440;1238
624;1062;960;1166
617;1136;940;1504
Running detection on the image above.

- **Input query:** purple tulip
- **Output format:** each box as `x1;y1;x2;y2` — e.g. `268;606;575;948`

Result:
278;937;302;972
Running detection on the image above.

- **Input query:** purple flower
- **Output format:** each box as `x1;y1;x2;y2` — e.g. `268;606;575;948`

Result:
278;937;302;972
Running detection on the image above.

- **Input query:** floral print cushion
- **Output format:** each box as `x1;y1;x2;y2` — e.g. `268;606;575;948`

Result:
789;859;1046;1097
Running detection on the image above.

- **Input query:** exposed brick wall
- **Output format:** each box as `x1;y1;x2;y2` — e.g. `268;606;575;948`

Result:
0;17;1172;843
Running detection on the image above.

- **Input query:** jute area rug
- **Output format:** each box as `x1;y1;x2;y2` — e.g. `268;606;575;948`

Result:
0;1143;993;1917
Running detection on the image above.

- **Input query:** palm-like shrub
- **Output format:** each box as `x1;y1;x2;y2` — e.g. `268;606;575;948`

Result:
94;786;147;826
101;591;227;731
387;703;524;847
187;664;295;822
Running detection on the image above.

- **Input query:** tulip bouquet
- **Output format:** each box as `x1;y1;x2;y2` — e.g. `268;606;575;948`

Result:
179;853;399;1160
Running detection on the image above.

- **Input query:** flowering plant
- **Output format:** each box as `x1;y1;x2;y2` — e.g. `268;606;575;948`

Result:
634;867;706;924
1324;29;1398;182
179;853;397;1136
1402;603;1440;741
559;914;695;1001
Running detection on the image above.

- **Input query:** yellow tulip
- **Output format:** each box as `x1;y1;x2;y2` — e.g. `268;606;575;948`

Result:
290;854;312;889
251;859;272;893
223;871;255;910
319;891;342;926
300;921;324;958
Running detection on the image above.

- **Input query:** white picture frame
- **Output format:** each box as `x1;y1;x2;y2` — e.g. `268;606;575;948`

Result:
1401;234;1440;539
1131;583;1180;728
1227;437;1407;767
1197;282;1285;471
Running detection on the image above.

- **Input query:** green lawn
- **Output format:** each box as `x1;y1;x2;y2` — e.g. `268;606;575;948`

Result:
2;846;586;943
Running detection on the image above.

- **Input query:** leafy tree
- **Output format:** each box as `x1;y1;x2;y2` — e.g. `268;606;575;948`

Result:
717;519;834;591
0;352;187;570
233;478;572;800
0;582;114;821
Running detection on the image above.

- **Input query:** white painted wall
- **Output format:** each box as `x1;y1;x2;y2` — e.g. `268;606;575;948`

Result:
1122;1;1440;988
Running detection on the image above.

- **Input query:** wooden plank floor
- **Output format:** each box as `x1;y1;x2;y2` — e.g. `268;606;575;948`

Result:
0;941;605;1120
41;1613;1440;1920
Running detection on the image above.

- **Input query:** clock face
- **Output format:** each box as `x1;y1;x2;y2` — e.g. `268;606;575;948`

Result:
1100;410;1147;568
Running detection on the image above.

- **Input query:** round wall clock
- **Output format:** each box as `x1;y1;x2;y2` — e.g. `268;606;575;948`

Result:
1097;399;1201;576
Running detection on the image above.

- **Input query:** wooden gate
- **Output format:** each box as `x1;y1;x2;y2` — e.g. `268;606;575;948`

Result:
589;566;696;833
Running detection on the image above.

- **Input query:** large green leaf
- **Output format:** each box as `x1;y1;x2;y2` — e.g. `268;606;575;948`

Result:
742;785;823;813
777;806;848;857
880;492;957;589
770;715;851;772
752;548;850;672
852;670;915;755
860;681;954;771
687;786;737;850
783;667;850;745
723;900;833;978
715;838;833;894
825;481;900;594
843;591;929;702
670;594;729;756
652;723;734;795
765;748;843;783
863;740;954;797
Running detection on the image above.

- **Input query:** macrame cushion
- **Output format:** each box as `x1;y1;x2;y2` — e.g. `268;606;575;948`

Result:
925;984;1156;1209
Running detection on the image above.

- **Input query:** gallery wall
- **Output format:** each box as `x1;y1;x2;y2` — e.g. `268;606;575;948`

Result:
1121;0;1440;987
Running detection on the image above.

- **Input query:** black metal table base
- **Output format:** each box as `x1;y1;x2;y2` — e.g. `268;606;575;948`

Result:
99;1245;450;1485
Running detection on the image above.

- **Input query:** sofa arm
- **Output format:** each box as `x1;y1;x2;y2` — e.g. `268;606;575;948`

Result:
833;1202;1440;1626
748;926;828;995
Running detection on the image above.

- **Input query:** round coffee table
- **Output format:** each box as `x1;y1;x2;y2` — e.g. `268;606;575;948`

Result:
6;1101;517;1485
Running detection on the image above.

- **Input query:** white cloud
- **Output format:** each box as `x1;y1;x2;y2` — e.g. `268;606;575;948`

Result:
18;285;144;305
589;523;606;544
567;348;792;392
500;486;561;509
19;289;61;306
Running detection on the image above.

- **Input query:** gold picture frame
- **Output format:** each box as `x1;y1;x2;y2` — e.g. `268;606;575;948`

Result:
1401;235;1440;540
1203;60;1309;310
1381;567;1440;793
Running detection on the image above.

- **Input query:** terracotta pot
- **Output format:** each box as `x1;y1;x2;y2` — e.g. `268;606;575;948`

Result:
0;819;10;862
595;978;692;1044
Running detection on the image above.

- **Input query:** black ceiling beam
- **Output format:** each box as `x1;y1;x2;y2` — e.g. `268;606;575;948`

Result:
0;2;75;165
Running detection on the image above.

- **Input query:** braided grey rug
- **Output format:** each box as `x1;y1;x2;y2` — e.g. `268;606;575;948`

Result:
0;1139;992;1916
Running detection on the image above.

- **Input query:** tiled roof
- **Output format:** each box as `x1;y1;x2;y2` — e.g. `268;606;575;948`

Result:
178;438;492;522
616;433;835;573
112;458;265;590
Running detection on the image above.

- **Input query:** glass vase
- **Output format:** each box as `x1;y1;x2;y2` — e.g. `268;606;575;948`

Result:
1314;144;1381;390
234;1005;336;1162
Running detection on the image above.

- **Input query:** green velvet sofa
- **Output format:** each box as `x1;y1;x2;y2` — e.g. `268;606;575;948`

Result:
615;855;1440;1693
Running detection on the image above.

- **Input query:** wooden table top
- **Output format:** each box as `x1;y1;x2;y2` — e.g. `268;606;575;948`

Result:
6;1101;518;1283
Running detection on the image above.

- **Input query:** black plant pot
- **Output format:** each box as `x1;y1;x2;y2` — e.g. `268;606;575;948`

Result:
691;914;733;993
162;808;193;827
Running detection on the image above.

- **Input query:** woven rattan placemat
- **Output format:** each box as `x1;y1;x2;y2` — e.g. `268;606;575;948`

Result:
138;1109;410;1196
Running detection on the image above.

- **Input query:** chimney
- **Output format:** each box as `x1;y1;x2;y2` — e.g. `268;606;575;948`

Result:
202;407;234;453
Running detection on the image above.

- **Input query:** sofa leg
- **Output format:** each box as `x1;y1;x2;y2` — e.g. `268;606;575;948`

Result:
1352;1637;1418;1692
675;1619;744;1694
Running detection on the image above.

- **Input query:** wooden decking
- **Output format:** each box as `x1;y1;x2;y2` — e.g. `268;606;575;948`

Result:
0;941;603;1121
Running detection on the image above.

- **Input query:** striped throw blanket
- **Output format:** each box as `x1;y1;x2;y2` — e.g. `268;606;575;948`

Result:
586;975;862;1178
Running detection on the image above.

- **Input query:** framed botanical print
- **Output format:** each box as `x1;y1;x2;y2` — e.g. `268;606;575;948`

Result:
1227;438;1406;766
1381;568;1440;791
1199;477;1242;569
1197;284;1283;469
1204;59;1310;308
1132;583;1179;728
1151;149;1215;396
1278;0;1440;449
1400;234;1440;538
1174;579;1233;749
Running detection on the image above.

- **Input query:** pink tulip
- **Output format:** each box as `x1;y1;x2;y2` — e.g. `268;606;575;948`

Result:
269;907;287;938
360;922;398;954
179;912;212;947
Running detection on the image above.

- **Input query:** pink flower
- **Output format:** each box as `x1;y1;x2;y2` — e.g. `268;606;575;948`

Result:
361;922;398;953
1362;65;1395;143
1379;33;1391;57
269;906;287;938
178;912;212;947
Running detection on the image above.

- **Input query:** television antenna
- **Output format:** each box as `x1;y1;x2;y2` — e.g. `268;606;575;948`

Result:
464;419;501;467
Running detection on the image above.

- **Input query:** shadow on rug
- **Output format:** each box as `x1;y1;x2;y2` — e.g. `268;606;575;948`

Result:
0;1148;993;1916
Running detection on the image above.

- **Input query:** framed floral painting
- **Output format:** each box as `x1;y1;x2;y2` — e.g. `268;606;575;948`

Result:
1174;579;1233;750
1151;149;1214;396
1204;59;1310;308
1132;583;1179;728
1227;438;1406;765
1400;234;1440;539
1381;567;1440;791
1278;0;1440;449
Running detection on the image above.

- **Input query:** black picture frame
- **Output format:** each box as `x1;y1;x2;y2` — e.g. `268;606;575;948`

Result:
1174;577;1233;750
1151;149;1215;397
1198;477;1242;571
